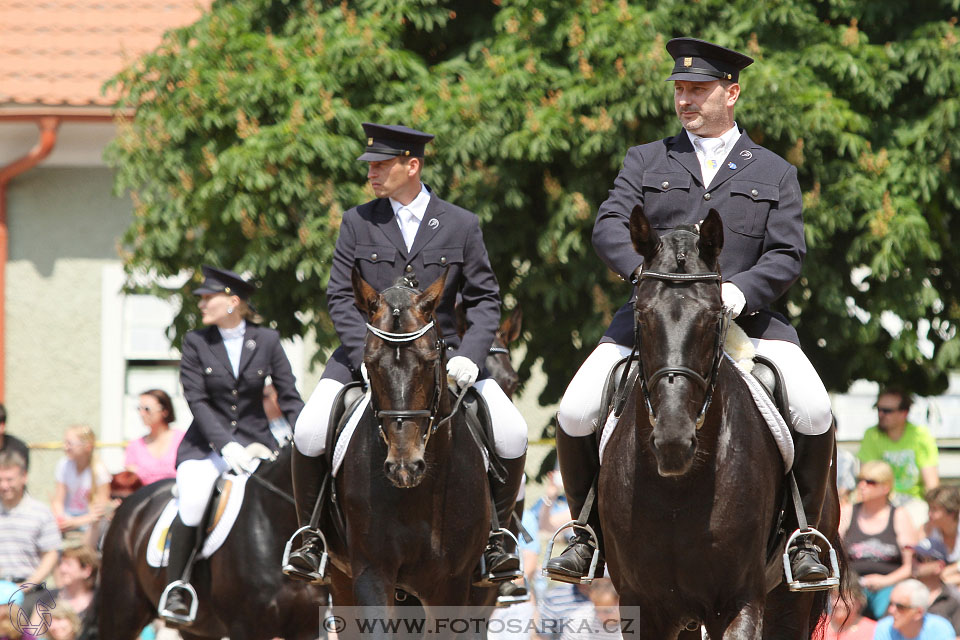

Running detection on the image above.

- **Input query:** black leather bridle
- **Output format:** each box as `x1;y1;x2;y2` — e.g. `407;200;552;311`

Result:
633;268;732;430
364;286;467;448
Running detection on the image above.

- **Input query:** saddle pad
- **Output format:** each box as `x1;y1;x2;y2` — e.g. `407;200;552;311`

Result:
332;391;372;477
146;474;249;568
598;353;794;471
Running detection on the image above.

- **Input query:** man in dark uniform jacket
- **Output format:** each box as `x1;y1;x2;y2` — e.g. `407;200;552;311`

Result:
284;123;528;583
544;38;835;586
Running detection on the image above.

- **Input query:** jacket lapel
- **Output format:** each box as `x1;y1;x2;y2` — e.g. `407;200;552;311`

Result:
407;192;444;260
374;198;408;256
237;325;258;377
666;132;705;187
203;326;235;380
705;130;760;190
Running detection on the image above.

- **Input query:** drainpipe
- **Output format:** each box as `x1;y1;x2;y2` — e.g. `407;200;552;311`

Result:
0;116;60;401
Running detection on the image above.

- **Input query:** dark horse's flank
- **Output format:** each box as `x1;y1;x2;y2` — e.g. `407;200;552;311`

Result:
321;269;508;637
599;206;840;639
91;445;326;640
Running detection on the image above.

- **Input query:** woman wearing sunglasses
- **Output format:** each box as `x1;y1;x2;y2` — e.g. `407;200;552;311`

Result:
124;389;184;486
841;460;920;619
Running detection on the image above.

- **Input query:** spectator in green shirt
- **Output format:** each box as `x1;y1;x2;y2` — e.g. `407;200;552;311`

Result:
858;386;939;504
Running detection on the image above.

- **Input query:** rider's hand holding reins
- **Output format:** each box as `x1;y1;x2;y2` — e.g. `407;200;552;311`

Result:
220;441;258;475
446;356;479;389
721;282;746;319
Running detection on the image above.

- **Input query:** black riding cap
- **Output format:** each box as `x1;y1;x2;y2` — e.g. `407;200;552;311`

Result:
357;123;435;162
666;38;754;82
193;265;255;299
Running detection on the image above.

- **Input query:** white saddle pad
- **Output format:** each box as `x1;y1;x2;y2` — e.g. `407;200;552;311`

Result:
332;391;371;477
598;353;794;471
146;473;249;568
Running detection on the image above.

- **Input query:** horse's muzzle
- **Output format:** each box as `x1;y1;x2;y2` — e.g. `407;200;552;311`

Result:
384;458;426;488
650;434;697;477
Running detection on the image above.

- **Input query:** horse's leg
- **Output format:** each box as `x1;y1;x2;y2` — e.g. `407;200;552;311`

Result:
714;601;764;640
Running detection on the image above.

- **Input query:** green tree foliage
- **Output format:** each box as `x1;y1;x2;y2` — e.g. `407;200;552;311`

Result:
107;0;960;405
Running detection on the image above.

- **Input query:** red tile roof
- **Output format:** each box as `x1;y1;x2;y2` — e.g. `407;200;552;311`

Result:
0;0;211;108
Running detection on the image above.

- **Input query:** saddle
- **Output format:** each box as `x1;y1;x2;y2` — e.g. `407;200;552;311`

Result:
598;352;790;433
319;381;513;537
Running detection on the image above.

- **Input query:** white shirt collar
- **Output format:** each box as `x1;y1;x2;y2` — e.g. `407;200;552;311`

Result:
686;123;741;156
389;183;430;222
218;320;246;341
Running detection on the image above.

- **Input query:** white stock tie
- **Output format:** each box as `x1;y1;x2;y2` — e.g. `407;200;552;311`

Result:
399;209;419;251
698;137;726;187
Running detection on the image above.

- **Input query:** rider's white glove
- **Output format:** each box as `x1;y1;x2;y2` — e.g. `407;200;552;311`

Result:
220;441;258;475
446;356;479;389
721;282;746;319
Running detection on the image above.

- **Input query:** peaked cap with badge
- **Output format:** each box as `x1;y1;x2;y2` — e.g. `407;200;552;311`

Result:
357;123;435;162
665;37;754;82
193;265;255;299
321;122;501;384
594;36;805;347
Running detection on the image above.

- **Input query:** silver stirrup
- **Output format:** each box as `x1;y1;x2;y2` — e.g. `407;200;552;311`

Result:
281;525;330;583
542;521;601;585
496;577;531;607
782;528;840;592
475;528;524;587
158;580;199;624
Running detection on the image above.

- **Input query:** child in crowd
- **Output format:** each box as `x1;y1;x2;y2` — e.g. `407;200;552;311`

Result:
51;426;111;536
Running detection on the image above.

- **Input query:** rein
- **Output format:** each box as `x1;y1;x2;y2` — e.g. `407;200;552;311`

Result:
364;299;467;448
633;268;732;430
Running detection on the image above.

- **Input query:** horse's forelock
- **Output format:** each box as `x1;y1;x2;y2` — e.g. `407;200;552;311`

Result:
372;286;427;332
646;230;708;274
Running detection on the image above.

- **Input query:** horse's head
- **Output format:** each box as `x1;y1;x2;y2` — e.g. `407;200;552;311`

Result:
353;267;448;489
630;204;725;477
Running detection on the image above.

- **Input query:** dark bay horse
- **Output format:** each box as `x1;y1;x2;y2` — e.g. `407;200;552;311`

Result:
90;444;327;640
321;269;513;637
598;206;840;639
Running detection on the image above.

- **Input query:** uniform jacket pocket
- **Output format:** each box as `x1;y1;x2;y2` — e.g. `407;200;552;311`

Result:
728;180;779;237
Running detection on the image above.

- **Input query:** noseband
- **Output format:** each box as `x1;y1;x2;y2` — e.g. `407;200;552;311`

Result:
633;268;731;430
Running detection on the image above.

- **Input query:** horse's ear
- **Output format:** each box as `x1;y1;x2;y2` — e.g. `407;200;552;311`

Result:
629;204;659;260
698;209;724;266
500;304;523;344
415;267;448;317
352;267;380;317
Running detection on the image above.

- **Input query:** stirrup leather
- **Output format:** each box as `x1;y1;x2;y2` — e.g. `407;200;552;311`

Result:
782;528;840;592
542;522;602;585
158;580;199;624
474;528;523;587
281;525;330;583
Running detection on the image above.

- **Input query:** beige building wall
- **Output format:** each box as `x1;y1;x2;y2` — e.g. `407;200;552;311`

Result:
5;166;130;501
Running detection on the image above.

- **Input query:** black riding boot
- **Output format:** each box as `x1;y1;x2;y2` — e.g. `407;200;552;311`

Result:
480;455;526;582
544;429;603;583
497;496;529;601
160;516;198;621
283;446;330;582
788;428;836;582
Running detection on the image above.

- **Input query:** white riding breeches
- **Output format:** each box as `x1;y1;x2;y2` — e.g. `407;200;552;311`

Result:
294;377;528;460
176;453;229;527
557;339;832;438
